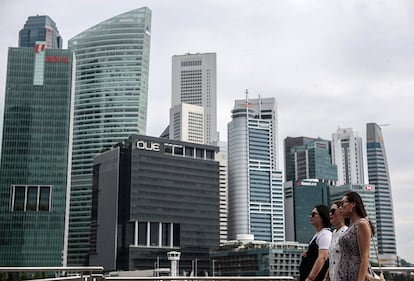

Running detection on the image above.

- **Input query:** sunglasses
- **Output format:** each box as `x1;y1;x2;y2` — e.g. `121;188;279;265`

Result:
329;209;337;215
310;212;319;217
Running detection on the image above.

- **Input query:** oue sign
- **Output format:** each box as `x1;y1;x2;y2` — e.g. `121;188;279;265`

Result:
136;140;160;152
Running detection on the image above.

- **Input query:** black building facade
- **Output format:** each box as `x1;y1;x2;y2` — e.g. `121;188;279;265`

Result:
90;135;220;274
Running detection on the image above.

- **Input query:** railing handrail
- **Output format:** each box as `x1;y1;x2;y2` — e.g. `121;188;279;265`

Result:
106;277;294;280
372;266;414;272
0;266;104;273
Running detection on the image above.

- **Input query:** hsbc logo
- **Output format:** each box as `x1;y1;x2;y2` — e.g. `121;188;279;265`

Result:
34;43;46;53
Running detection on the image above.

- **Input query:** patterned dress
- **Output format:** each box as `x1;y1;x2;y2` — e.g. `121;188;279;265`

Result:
338;219;367;281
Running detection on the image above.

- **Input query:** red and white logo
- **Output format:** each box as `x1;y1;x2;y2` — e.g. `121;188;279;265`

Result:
34;43;46;53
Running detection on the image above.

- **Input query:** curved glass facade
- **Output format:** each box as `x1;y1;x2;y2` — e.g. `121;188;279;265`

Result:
366;123;397;266
67;7;151;265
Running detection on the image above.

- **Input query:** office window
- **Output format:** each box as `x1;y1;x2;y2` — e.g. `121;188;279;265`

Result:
185;147;194;157
196;148;204;159
11;185;52;212
39;186;51;211
26;186;38;211
174;145;183;156
162;223;171;247
173;223;180;247
150;222;159;246
206;150;215;160
138;222;147;246
13;186;25;211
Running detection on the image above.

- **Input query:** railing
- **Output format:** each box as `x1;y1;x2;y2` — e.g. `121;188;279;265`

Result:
106;277;294;280
0;267;104;281
0;267;413;281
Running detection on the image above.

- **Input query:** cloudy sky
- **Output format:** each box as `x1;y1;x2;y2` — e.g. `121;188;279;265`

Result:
1;0;413;263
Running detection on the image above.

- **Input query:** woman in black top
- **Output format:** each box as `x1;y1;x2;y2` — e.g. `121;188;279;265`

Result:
299;204;332;281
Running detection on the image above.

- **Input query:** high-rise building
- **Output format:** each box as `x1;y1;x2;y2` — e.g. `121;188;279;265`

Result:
227;96;284;242
331;128;364;185
19;15;62;48
89;135;220;274
170;103;205;144
215;141;228;245
67;7;151;265
171;53;218;144
366;123;397;266
286;138;337;184
284;180;330;243
0;15;74;266
284;137;316;182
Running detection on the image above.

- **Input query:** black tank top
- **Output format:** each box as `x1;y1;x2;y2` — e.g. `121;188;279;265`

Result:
299;236;329;281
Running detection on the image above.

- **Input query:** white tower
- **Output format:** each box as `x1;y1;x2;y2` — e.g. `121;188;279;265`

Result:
332;128;364;185
170;103;205;144
167;251;181;277
171;53;218;144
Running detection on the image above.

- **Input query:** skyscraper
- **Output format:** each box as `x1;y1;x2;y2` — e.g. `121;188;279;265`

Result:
284;179;330;243
171;53;218;144
215;141;228;245
19;15;62;48
331;128;364;185
284;137;316;182
0;16;74;266
67;7;151;265
366;123;397;266
286;138;337;184
90;135;220;273
169;103;205;144
227;96;284;242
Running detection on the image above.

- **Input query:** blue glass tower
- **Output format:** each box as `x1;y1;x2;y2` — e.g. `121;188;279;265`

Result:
366;123;397;266
19;15;62;48
228;96;284;242
287;138;337;184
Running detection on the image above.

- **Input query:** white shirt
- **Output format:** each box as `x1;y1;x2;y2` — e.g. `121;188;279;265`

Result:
328;225;349;281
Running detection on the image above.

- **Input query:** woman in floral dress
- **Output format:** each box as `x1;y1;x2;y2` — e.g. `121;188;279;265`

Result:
338;192;375;281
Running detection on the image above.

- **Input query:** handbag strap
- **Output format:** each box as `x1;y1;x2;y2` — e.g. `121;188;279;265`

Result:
365;217;384;280
371;234;384;278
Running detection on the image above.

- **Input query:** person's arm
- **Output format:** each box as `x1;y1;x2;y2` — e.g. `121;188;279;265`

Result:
305;249;329;281
357;220;371;281
323;268;330;281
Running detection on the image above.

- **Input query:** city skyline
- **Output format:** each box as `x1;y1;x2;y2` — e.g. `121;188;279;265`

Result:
0;0;413;262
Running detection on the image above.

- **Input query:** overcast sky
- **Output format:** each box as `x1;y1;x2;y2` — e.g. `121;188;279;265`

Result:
1;0;413;263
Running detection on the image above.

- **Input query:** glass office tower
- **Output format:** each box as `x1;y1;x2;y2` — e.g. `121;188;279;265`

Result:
227;96;284;242
0;43;74;265
67;7;151;265
19;15;63;49
366;123;397;266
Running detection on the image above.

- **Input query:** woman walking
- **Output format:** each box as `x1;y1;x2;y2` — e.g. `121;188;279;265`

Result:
338;191;375;281
325;200;349;281
299;204;332;281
